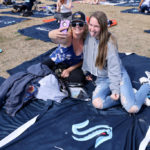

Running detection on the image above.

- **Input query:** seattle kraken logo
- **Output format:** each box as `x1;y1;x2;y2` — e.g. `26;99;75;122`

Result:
72;120;112;148
0;20;16;24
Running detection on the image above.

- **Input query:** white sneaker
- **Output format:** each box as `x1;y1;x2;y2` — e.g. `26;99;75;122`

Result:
133;88;137;93
145;98;150;106
144;10;148;14
139;71;150;84
139;77;149;84
144;71;150;106
145;71;150;84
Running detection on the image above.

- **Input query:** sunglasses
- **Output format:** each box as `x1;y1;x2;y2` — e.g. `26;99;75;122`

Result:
71;22;85;27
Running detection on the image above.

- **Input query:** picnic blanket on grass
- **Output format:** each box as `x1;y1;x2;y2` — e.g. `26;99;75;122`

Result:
121;8;150;15
0;4;12;9
1;50;150;150
0;2;24;9
0;16;29;28
144;30;150;34
0;10;53;18
0;98;150;150
18;21;59;42
73;0;140;6
0;77;5;86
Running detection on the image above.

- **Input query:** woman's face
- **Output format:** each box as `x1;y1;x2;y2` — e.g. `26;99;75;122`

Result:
88;17;100;39
71;21;86;39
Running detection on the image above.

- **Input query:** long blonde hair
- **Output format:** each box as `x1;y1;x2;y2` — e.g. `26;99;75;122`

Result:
89;11;111;69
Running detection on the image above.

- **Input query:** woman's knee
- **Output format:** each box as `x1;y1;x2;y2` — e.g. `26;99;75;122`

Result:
92;98;103;109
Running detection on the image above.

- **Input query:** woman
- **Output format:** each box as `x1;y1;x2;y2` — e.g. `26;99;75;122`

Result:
12;0;36;16
82;11;150;113
54;0;72;21
43;11;87;84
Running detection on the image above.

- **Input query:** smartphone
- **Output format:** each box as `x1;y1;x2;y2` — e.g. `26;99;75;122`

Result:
60;20;70;33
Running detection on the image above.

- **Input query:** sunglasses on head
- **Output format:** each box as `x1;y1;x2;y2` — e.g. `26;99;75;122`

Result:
71;22;85;27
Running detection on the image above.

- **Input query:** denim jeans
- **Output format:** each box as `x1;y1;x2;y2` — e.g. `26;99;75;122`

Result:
92;67;150;112
140;5;149;12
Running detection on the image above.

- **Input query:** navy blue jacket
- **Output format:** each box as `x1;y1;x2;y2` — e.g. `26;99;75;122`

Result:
0;63;52;116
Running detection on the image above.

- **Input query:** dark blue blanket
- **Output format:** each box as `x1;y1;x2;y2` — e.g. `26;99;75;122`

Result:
100;0;140;7
0;10;53;18
1;52;150;150
0;2;23;9
0;98;52;140
115;1;140;7
18;21;59;42
1;99;150;150
144;30;150;34
115;2;139;7
0;4;12;9
0;16;29;28
121;8;150;15
0;77;5;86
120;53;150;89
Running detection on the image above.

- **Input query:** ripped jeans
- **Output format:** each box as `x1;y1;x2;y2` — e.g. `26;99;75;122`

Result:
92;67;150;113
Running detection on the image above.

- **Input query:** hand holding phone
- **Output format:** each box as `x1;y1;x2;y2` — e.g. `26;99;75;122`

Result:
60;20;70;33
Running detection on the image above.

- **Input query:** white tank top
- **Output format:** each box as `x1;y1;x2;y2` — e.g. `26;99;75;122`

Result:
60;0;71;13
142;0;150;7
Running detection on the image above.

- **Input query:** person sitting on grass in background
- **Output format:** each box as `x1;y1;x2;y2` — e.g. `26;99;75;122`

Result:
82;11;150;113
138;0;150;13
12;0;36;17
91;0;99;4
54;0;72;22
2;0;15;5
42;11;88;85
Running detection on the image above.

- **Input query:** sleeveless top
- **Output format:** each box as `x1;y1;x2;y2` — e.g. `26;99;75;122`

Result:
142;0;150;7
60;0;71;13
50;44;83;66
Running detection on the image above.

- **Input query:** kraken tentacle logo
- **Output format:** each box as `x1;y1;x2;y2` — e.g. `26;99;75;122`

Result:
72;120;112;148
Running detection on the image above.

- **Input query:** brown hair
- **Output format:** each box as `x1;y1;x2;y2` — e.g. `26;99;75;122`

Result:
89;11;111;69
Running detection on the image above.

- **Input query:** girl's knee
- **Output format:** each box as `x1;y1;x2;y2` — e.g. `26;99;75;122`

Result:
92;98;103;109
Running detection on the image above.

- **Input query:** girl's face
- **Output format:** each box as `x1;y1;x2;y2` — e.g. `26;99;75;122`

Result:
88;17;100;39
71;21;86;39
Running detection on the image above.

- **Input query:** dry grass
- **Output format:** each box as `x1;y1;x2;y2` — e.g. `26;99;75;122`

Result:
0;0;150;78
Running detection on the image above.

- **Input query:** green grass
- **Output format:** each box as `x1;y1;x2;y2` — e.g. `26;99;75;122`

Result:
14;32;22;37
24;37;34;40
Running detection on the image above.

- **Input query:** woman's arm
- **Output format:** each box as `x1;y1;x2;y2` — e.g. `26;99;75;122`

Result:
138;0;144;9
61;61;82;78
56;0;61;12
48;27;72;46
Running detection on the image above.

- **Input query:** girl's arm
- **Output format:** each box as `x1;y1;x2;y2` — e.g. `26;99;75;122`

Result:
61;61;82;78
107;42;121;98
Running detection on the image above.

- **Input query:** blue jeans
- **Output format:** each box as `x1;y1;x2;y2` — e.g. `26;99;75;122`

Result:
140;5;150;12
92;67;150;112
